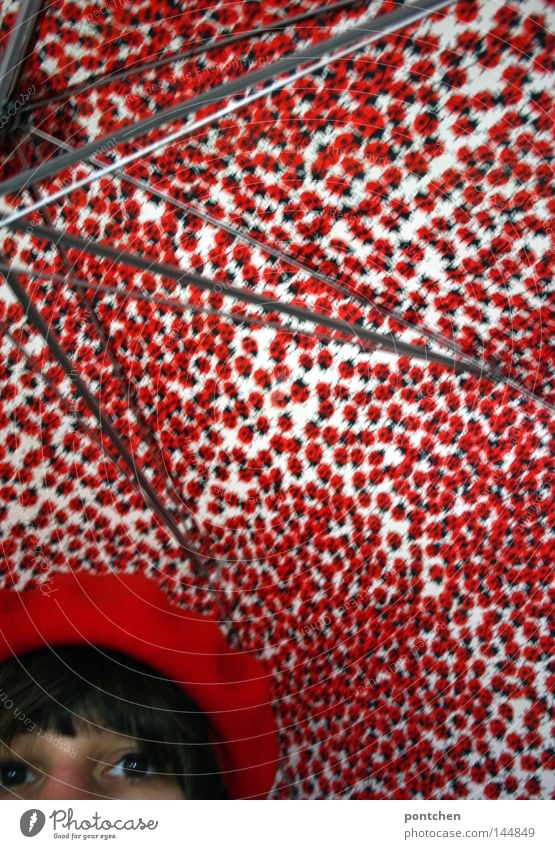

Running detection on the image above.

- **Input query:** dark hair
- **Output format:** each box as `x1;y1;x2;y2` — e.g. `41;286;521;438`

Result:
0;645;228;799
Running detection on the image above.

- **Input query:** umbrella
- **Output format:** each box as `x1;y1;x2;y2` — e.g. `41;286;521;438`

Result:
0;0;553;800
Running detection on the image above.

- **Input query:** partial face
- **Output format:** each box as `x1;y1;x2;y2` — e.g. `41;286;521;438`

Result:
0;727;184;799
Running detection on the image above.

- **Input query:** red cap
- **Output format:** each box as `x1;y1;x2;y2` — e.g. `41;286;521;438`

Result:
0;572;279;799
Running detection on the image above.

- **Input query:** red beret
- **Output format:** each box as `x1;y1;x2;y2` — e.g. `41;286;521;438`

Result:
0;572;279;799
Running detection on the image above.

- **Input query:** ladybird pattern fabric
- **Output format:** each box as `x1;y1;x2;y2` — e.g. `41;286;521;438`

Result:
0;0;554;800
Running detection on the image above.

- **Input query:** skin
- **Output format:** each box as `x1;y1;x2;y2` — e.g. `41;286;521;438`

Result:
0;727;184;800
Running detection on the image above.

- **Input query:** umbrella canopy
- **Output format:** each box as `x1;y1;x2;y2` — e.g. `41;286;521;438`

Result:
0;0;553;800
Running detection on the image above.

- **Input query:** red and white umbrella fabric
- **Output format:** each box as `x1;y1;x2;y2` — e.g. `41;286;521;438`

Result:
0;0;553;799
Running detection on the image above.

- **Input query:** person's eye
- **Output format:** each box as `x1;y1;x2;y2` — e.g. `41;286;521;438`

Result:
106;752;162;782
0;760;37;788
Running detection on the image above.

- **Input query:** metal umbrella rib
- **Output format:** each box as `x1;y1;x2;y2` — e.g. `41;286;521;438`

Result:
0;263;204;570
4;217;490;378
27;127;480;360
25;128;544;410
25;125;551;414
0;0;453;217
0;260;381;353
16;142;196;525
0;317;136;486
20;0;368;114
0;0;42;115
